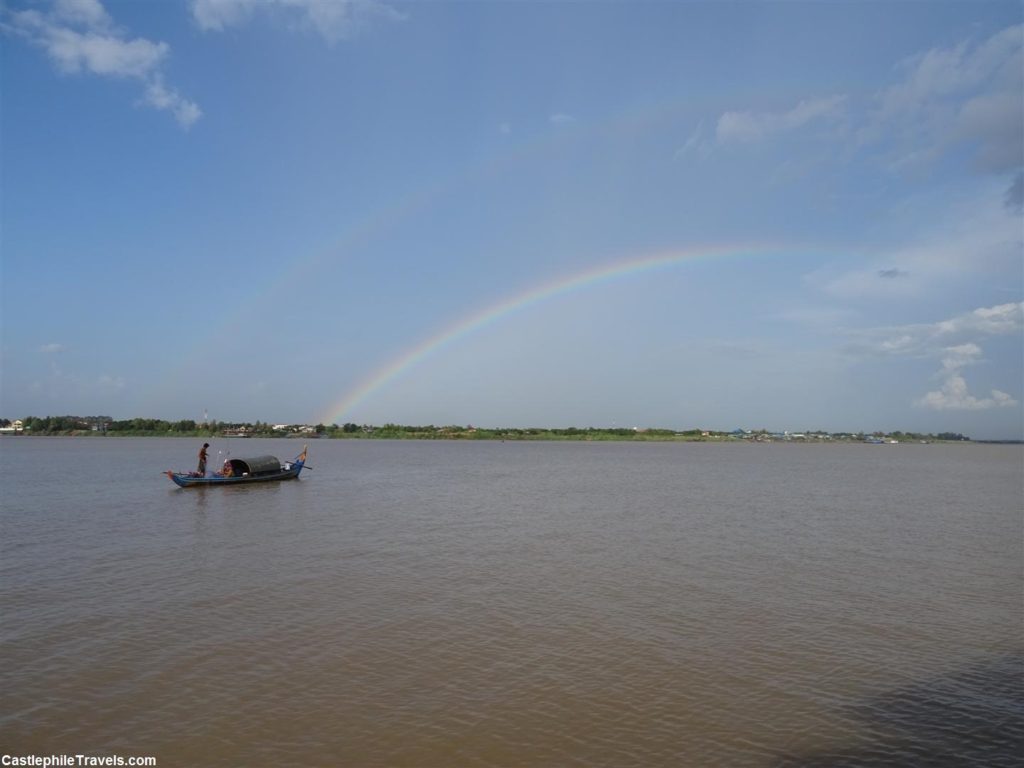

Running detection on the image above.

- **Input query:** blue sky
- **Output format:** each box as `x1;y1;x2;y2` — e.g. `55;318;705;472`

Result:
2;0;1022;438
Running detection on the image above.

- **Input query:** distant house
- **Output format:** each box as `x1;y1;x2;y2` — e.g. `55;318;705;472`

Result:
271;423;315;434
0;420;23;434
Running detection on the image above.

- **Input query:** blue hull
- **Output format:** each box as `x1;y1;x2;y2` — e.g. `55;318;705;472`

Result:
167;466;303;487
166;448;308;488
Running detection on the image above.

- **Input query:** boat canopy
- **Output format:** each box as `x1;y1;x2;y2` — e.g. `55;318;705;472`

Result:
226;455;281;476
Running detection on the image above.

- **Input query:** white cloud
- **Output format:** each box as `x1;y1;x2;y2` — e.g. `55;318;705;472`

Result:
851;302;1023;360
4;0;200;128
53;29;167;77
53;0;111;30
191;0;257;31
847;303;1021;412
935;302;1024;337
40;343;65;353
915;341;1017;411
939;342;983;372
6;7;167;78
550;113;575;125
144;77;202;128
916;373;1017;410
716;95;846;144
878;334;917;355
190;0;406;42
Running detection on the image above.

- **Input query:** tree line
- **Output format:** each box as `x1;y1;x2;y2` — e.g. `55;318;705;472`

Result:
6;416;319;436
2;416;971;442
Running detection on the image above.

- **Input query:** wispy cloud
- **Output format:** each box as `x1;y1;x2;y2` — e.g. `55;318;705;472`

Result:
711;25;1022;202
190;0;406;42
716;95;846;144
3;0;200;127
549;113;575;126
866;24;1023;175
859;23;1023;211
851;302;1023;359
40;342;65;353
142;76;202;128
849;303;1022;411
935;302;1024;337
674;120;709;160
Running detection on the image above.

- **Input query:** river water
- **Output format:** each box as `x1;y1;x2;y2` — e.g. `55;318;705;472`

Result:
1;437;1021;767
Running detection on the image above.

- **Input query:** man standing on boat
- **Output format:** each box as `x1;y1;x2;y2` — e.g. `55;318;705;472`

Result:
197;443;209;476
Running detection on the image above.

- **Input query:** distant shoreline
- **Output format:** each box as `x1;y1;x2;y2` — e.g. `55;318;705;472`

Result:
3;417;1013;443
3;431;1017;444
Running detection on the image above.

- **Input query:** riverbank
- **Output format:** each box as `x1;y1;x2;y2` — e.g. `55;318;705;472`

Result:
1;429;995;443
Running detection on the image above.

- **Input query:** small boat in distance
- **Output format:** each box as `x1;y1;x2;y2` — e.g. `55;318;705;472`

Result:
166;446;308;488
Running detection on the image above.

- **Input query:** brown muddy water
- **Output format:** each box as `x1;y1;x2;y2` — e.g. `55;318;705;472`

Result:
1;437;1021;767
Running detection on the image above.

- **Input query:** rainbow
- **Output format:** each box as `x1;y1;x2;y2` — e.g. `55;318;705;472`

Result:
149;98;731;417
318;242;806;424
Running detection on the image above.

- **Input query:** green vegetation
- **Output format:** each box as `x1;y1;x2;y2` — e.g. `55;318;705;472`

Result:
329;424;695;441
2;415;976;442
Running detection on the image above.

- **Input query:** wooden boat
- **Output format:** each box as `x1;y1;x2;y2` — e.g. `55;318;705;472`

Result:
166;446;308;488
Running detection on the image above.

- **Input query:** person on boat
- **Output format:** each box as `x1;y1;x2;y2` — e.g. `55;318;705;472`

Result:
197;443;209;476
219;460;233;478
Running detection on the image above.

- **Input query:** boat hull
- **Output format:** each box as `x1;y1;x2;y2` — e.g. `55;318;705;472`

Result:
166;448;307;488
166;467;303;487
